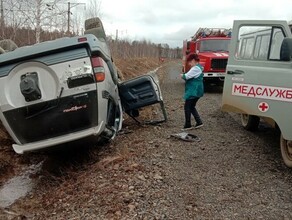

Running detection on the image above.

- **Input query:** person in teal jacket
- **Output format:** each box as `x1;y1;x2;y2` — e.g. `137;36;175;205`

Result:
180;53;204;130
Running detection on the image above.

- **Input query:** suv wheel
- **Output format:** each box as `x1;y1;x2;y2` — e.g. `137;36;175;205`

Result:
99;100;122;143
241;114;260;131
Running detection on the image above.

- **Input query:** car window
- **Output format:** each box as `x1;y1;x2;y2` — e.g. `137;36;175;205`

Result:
240;37;255;59
236;25;285;61
253;34;270;60
200;39;230;52
237;26;271;60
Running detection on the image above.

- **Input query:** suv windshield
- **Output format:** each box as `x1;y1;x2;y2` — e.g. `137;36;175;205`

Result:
200;39;230;52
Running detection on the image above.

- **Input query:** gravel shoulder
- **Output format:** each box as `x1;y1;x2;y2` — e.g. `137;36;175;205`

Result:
1;59;292;219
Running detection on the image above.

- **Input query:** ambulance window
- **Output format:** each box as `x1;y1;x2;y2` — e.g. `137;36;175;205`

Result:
240;37;254;59
237;26;273;60
253;36;261;59
238;39;247;58
258;34;270;59
269;27;285;60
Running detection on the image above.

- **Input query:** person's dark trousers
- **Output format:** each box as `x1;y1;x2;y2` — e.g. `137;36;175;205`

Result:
184;97;202;127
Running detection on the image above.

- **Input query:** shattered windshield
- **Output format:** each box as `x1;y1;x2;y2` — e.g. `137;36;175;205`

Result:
200;39;230;52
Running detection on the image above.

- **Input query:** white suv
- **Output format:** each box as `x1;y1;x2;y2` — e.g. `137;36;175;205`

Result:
0;18;165;154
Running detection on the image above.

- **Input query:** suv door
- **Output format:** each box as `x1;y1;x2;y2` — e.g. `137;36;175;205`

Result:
118;74;167;122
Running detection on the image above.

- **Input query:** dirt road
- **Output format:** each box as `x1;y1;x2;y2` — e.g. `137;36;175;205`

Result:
1;60;292;219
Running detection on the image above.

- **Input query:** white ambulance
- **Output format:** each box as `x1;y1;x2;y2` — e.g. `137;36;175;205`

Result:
222;20;292;167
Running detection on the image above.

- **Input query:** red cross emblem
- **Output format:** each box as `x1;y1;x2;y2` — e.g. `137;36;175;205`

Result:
258;102;269;112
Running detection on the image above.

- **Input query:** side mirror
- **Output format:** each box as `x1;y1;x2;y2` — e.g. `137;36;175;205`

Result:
280;38;292;61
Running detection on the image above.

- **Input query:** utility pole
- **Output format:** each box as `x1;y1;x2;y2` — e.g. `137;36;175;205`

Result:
66;1;86;36
67;2;70;35
0;0;4;28
36;1;41;43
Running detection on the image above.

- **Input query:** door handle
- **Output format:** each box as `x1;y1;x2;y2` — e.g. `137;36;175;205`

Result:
227;70;244;75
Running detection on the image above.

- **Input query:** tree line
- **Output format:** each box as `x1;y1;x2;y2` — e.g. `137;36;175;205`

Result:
1;24;181;59
108;39;181;59
0;0;181;59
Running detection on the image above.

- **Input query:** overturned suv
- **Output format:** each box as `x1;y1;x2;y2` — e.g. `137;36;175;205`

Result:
0;18;165;154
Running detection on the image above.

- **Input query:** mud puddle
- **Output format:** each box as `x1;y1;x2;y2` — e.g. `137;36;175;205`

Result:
0;162;43;208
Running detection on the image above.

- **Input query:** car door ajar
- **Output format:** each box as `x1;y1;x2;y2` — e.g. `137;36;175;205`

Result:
118;74;167;122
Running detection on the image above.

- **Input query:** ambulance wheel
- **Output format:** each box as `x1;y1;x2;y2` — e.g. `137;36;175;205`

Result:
280;135;292;168
241;114;260;131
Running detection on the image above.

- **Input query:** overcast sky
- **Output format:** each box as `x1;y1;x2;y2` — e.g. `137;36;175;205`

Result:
94;0;291;48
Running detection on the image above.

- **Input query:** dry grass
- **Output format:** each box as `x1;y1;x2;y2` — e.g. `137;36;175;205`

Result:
114;57;160;80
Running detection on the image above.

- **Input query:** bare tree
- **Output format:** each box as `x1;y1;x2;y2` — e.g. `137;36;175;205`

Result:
3;0;67;43
1;0;182;58
0;0;4;29
86;0;102;19
0;0;27;39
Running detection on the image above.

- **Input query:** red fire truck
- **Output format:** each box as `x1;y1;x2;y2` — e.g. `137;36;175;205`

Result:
182;27;231;85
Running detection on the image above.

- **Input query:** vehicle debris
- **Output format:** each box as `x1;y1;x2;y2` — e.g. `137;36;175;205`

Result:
170;132;201;142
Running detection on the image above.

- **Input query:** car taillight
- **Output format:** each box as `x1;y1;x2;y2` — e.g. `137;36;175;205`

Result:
78;37;87;42
91;57;105;82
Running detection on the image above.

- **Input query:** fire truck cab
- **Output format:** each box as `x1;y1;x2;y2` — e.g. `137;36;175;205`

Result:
182;28;231;85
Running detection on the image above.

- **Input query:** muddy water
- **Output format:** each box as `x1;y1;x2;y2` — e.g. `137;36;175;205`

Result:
0;162;43;208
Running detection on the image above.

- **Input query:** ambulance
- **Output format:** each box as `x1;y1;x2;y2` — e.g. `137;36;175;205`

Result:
222;20;292;167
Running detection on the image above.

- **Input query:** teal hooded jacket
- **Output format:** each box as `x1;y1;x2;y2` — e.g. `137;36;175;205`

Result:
182;64;204;100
